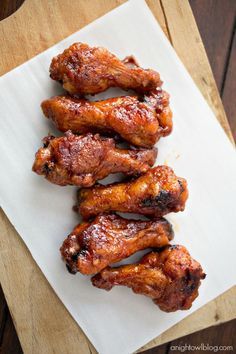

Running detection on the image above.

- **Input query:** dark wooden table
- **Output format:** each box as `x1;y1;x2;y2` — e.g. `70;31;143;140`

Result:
0;1;235;353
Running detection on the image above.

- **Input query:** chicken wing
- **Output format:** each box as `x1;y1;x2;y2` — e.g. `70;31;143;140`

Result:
41;89;172;148
92;245;206;312
78;166;188;219
60;214;173;275
32;131;157;187
49;42;162;95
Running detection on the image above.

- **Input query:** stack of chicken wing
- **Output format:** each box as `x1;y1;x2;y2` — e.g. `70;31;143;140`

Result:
33;43;205;312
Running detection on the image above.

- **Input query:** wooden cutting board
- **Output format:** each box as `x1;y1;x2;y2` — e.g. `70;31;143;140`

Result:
0;1;235;353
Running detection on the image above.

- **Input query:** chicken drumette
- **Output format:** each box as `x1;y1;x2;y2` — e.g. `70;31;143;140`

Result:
92;245;206;312
41;88;172;148
78;166;188;219
60;214;173;275
32;131;157;187
49;42;162;95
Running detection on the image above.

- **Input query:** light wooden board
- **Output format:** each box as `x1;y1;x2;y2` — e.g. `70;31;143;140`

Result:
0;1;235;353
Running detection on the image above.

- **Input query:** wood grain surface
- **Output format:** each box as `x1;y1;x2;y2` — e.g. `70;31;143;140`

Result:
0;1;235;353
190;0;236;141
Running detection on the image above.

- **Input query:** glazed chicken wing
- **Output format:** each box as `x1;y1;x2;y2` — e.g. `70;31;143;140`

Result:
41;89;172;148
49;42;162;95
78;166;188;219
60;214;173;275
92;245;206;312
32;131;157;187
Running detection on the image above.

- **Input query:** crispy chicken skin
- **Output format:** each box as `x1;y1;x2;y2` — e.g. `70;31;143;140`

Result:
32;131;157;187
78;166;188;220
60;214;173;275
49;42;162;95
41;89;172;148
92;245;206;312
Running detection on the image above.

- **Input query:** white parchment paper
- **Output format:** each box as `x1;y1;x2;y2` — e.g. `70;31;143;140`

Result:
0;1;236;353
